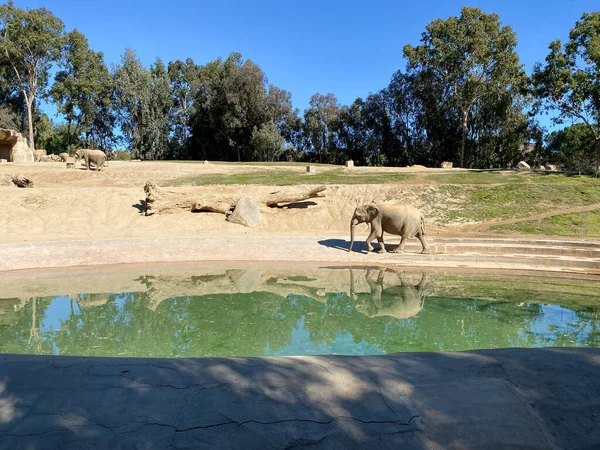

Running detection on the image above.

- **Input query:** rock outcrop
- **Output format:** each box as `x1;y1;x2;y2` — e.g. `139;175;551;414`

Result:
441;161;453;169
0;128;33;163
517;161;530;170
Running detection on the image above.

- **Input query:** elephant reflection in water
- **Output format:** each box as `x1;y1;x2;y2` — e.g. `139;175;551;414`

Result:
350;269;428;320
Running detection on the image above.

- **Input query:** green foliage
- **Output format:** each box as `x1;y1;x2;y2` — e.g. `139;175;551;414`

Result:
50;29;115;151
403;6;528;168
0;0;64;148
547;123;596;174
111;150;132;161
250;121;285;161
532;11;600;172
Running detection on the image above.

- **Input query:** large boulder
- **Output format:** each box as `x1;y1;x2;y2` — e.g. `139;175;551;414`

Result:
547;164;557;171
0;128;33;163
517;161;530;170
441;161;453;169
226;196;262;227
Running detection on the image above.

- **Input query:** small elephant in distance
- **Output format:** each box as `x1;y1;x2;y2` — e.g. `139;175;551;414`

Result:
349;203;430;254
75;149;106;171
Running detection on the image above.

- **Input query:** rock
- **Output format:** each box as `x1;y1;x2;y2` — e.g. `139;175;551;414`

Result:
547;164;557;171
0;159;7;164
306;165;316;173
536;165;546;170
0;128;33;162
226;196;262;227
517;161;530;170
345;160;354;168
202;160;209;164
441;161;453;169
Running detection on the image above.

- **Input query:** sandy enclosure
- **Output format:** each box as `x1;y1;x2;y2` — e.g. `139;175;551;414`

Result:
0;161;456;244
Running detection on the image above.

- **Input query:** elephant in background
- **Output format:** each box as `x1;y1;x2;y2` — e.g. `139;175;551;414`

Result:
75;149;106;171
33;149;46;162
349;203;429;254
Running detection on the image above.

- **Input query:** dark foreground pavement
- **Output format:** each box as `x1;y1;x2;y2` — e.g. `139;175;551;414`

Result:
1;348;599;449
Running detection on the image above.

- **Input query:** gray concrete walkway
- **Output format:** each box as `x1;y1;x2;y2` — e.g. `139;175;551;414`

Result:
1;348;599;449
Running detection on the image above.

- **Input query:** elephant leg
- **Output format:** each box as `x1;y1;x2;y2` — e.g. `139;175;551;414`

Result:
392;236;406;253
417;232;430;254
376;235;387;253
365;227;379;252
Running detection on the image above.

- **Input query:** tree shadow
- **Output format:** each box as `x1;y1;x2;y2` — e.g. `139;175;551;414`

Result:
1;348;599;448
269;201;317;209
132;200;146;213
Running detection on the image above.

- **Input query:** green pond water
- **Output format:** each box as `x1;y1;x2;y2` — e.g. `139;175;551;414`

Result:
1;267;599;357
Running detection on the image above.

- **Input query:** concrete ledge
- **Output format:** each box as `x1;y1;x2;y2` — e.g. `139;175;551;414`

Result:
0;236;599;273
1;348;598;449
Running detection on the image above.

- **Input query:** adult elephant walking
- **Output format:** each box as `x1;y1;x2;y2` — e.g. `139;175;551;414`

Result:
348;203;429;254
75;149;106;171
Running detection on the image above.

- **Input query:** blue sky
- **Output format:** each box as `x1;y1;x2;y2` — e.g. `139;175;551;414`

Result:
13;0;600;125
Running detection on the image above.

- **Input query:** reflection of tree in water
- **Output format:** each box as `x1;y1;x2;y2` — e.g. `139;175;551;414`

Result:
1;269;600;357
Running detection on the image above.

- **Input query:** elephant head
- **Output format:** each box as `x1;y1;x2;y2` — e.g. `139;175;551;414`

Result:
348;204;379;252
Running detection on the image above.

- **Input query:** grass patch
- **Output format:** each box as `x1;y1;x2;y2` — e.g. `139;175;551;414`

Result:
440;179;600;223
426;171;530;185
492;210;600;237
168;170;414;186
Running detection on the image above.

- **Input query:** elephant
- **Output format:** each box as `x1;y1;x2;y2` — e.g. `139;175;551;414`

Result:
349;203;429;254
75;149;106;171
33;149;46;162
58;152;70;162
350;269;428;320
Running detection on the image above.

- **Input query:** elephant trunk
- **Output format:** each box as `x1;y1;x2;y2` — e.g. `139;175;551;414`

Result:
348;217;358;252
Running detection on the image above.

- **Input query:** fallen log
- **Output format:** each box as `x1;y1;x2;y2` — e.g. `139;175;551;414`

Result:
11;174;33;188
143;180;326;216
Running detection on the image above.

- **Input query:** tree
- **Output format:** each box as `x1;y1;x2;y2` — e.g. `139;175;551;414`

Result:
547;123;596;174
250;120;284;161
168;58;199;158
113;48;152;158
532;12;600;174
303;93;340;163
190;53;271;161
404;6;525;167
50;29;114;151
0;1;64;149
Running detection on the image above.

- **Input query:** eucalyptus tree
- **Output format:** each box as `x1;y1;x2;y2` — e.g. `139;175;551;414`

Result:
532;12;600;174
0;1;64;148
51;29;114;151
113;48;152;158
191;53;273;161
303;93;340;163
403;6;525;167
168;58;199;157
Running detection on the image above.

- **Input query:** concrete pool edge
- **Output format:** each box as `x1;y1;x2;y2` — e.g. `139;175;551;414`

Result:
0;236;599;274
1;347;598;449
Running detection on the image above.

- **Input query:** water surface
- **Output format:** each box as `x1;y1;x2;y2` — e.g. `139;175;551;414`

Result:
1;266;599;357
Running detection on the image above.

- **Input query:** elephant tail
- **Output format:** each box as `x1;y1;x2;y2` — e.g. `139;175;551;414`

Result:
420;215;426;236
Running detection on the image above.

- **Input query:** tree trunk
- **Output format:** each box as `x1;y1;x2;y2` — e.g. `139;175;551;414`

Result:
595;137;600;175
25;96;35;150
460;109;468;168
143;180;326;216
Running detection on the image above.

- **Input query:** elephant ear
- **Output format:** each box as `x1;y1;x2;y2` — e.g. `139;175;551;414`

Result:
366;204;379;221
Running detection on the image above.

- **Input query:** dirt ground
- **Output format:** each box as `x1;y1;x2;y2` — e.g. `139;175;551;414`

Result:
0;160;588;244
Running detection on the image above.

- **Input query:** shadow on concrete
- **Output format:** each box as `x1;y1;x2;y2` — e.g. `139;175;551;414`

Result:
319;238;397;253
1;348;599;448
